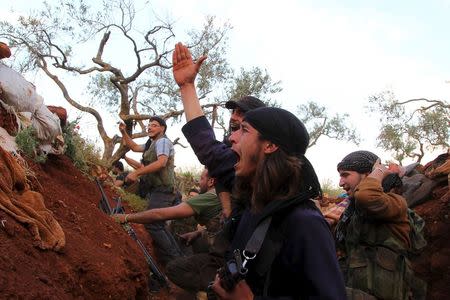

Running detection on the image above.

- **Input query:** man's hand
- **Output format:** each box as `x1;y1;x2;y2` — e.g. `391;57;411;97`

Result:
172;42;207;88
324;211;341;226
369;158;392;181
125;171;139;183
211;274;254;300
178;230;202;245
112;213;128;224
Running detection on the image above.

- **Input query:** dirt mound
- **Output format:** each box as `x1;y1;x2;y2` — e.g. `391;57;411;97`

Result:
412;184;450;300
0;154;171;299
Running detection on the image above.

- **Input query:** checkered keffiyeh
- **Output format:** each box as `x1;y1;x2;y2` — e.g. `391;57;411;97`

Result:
337;150;379;174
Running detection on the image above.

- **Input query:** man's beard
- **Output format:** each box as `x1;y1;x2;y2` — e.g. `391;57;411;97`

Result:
232;152;260;205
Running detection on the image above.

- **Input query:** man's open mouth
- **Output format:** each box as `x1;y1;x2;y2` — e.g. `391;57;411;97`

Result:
232;149;241;168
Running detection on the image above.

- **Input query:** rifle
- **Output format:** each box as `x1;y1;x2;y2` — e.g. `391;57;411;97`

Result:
94;178;168;290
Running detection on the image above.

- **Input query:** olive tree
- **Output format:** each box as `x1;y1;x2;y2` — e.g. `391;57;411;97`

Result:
297;101;360;148
1;0;281;164
368;90;449;163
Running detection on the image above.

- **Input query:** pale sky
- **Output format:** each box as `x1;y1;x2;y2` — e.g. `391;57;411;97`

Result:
3;0;449;185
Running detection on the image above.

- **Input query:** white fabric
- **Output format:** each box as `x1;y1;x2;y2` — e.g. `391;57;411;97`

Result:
31;105;62;143
0;63;65;155
0;63;43;113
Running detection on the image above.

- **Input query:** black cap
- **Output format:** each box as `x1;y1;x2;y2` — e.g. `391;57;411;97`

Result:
244;107;309;156
245;107;321;199
225;96;266;113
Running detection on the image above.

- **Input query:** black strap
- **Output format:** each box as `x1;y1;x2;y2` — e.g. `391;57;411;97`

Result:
244;216;272;257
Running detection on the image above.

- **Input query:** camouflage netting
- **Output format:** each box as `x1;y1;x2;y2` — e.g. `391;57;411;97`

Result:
0;146;65;251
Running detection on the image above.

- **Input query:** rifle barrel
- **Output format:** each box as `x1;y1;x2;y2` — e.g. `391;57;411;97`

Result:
94;178;167;287
95;178;112;215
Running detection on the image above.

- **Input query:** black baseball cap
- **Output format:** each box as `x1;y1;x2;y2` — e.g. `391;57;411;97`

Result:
225;96;266;112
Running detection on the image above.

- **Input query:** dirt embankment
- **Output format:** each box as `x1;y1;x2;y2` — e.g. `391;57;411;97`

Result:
412;184;450;300
0;154;170;299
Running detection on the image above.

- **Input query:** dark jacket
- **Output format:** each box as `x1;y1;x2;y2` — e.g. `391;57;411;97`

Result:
182;116;346;299
182;116;236;191
231;196;346;300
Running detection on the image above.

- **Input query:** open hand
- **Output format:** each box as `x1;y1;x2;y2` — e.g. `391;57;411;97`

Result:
172;42;207;87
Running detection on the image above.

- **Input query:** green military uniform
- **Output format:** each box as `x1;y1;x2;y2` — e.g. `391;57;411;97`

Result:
336;177;426;300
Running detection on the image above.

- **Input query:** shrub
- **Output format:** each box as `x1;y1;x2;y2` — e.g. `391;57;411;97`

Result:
63;119;103;173
15;126;47;163
118;189;147;212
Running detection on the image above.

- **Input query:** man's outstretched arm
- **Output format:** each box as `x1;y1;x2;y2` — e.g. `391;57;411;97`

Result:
113;202;195;224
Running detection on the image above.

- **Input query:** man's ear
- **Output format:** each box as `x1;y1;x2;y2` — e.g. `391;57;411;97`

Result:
263;142;279;154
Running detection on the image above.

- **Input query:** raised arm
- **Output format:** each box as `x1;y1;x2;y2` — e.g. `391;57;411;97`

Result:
172;42;207;122
354;159;408;220
173;42;236;189
119;122;144;152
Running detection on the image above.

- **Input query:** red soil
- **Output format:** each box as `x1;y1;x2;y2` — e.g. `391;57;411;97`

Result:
0;154;174;299
0;100;18;135
411;185;450;300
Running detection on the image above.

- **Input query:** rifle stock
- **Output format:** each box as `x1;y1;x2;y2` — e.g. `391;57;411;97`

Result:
94;178;168;289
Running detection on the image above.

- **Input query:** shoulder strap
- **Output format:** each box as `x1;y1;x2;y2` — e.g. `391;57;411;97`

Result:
243;216;272;261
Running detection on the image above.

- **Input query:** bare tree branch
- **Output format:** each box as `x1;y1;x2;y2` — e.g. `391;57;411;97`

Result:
173;137;187;148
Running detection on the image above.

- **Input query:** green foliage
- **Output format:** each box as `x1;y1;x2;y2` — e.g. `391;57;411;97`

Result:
118;190;147;212
15;126;47;163
87;74;120;112
321;178;342;198
226;67;282;107
368;91;449;163
190;16;233;100
63;119;103;172
297;101;360;148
